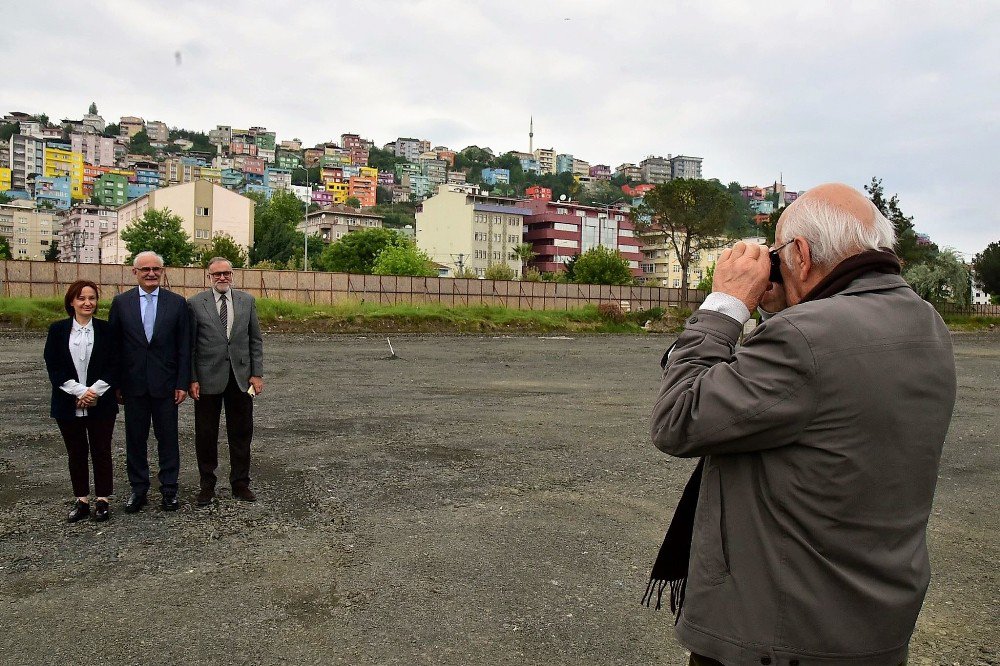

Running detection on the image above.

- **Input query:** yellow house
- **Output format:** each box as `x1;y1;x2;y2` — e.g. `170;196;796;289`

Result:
359;166;378;180
0;167;11;193
325;180;349;204
44;146;84;199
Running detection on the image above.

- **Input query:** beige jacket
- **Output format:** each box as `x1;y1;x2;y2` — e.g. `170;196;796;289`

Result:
651;273;956;666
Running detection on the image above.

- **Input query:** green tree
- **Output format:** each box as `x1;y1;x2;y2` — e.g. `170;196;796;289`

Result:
510;242;537;277
635;178;734;300
903;249;970;306
972;241;1000;297
865;177;938;267
198;233;248;268
121;208;197;266
562;253;580;281
372;243;437;277
129;130;156;156
0;122;18;142
571;245;633;285
345;196;362;209
376;186;394;205
484;262;517;281
249;190;305;266
103;122;120;137
697;263;715;291
317;227;408;274
288;233;325;271
291;166;320;187
88;102;98;115
0;235;11;260
44;240;60;262
367;146;410;173
578;180;626;207
369;202;416;229
36;113;49;127
453;266;478;279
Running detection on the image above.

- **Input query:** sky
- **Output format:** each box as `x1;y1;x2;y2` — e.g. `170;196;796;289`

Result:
4;0;997;257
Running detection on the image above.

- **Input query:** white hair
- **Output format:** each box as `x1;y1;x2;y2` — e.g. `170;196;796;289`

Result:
778;198;896;268
133;250;165;267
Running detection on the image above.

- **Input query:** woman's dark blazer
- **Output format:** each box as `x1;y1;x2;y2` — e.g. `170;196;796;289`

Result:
43;317;119;420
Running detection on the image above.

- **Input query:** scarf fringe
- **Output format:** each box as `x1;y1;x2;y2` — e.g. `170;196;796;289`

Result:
641;576;688;622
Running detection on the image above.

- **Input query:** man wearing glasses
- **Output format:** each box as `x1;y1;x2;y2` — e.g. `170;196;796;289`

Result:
188;257;264;506
108;250;191;513
648;184;956;665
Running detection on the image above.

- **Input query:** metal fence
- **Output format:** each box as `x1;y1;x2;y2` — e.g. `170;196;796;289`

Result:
933;302;1000;318
0;260;707;312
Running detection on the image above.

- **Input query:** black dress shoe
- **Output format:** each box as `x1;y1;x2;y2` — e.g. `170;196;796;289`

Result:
123;492;147;513
161;494;180;511
93;499;111;522
232;486;256;502
67;500;90;523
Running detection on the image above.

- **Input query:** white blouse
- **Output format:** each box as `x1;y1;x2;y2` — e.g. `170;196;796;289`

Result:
59;319;111;416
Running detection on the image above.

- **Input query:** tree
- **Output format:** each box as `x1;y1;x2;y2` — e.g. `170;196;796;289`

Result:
345;196;362;209
0;122;18;143
369;202;416;229
484;262;517;281
372;243;437;277
972;241;1000;297
291;166;320;187
376;186;394;205
697;263;715;291
903;249;970;306
121;208;196;266
510;242;537;277
0;235;11;260
103;122;120;137
249;190;305;266
578;180;626;207
36;113;49;127
571;246;633;285
865;177;938;267
635;178;734;300
129;129;156;156
88;102;98;115
453;266;478;279
44;240;60;262
317;227;408;274
198;233;248;268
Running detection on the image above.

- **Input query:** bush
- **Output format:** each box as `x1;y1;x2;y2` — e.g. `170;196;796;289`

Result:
597;302;626;323
523;267;543;282
484;263;517;281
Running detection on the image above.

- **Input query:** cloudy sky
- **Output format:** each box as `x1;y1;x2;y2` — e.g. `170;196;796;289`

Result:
5;1;997;256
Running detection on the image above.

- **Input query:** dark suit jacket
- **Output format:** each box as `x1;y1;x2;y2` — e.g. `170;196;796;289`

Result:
43;317;119;420
108;287;191;398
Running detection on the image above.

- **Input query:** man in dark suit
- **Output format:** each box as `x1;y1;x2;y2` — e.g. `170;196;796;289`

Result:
188;257;264;506
108;250;190;512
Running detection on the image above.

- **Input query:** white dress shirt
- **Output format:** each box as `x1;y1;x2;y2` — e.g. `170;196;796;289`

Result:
214;288;233;339
60;319;111;416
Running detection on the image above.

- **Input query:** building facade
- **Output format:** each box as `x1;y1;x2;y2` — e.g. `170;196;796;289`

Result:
519;198;643;276
639;156;671;184
101;180;255;264
639;231;765;287
670;155;703;180
0;199;59;260
58;203;117;263
415;185;528;278
299;205;384;244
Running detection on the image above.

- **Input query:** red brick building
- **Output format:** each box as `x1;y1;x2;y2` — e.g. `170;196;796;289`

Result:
525;185;552;201
519;198;643;276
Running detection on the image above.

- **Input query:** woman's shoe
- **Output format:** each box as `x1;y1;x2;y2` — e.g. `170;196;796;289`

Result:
93;499;111;522
67;500;90;523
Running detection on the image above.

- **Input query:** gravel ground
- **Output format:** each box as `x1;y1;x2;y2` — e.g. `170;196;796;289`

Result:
0;331;996;666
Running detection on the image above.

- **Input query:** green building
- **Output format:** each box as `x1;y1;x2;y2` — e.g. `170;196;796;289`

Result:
92;173;129;207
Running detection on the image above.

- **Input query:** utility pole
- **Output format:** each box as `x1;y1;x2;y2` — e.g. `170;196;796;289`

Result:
303;163;310;270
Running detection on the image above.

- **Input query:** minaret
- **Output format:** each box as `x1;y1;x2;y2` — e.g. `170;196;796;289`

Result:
529;116;534;154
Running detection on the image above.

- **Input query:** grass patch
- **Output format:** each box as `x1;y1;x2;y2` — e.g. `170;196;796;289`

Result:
939;313;1000;332
0;296;689;335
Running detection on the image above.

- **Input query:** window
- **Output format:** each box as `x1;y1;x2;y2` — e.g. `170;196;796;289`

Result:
196;207;210;216
672;279;680;287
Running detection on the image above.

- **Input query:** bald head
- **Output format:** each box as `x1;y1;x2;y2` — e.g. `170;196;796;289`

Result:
777;182;896;269
793;183;879;230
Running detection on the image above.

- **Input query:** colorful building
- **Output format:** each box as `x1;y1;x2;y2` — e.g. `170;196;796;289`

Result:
92;173;129;207
43;144;84;199
519;198;643;276
525;185;552;201
348;174;376;207
58;203;117;263
300;204;384;244
481;168;510;186
34;176;72;210
0;167;11;193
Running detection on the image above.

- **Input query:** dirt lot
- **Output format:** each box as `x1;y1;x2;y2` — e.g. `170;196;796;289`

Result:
0;332;996;665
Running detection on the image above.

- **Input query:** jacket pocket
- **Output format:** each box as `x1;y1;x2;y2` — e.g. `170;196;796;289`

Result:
692;463;731;584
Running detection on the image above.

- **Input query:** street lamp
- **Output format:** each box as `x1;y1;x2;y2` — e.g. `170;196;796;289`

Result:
302;161;310;271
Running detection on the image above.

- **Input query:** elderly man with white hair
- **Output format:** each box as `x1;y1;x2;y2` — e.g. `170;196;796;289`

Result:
646;183;956;666
108;250;191;513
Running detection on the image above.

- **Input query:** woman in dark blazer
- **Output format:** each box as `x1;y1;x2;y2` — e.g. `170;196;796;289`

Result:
43;280;119;522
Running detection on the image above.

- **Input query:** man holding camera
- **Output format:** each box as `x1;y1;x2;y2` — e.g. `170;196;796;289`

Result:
649;183;956;665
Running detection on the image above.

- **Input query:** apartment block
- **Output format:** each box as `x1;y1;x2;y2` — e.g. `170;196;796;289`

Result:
325;180;349;204
92;173;129;207
525;185;552;201
639;231;765;287
119;116;145;138
519;198;643;276
481;168;510;186
8;134;45;192
71;133;115;167
102;181;255;264
209;125;232;148
555;153;574;174
395;137;429;162
401;173;433;200
146;121;169;144
58;203;117;263
533;148;556;174
0;199;59;259
300;205;384;244
420;157;448;185
35;176;72;210
639;156;671;184
43;144;84;198
670;155;703;180
0;167;11;192
615;163;641;182
572;158;591;178
415;185;527;278
589;164;612;180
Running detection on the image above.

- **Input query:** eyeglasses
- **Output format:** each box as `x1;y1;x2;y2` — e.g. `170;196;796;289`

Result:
209;271;233;278
136;266;163;274
769;240;794;283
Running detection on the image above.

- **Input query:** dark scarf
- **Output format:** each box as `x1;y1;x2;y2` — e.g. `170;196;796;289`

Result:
642;248;901;616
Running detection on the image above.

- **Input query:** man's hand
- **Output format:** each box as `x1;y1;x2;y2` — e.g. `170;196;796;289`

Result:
189;382;200;400
712;242;772;312
249;376;264;396
174;389;187;405
760;281;789;314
